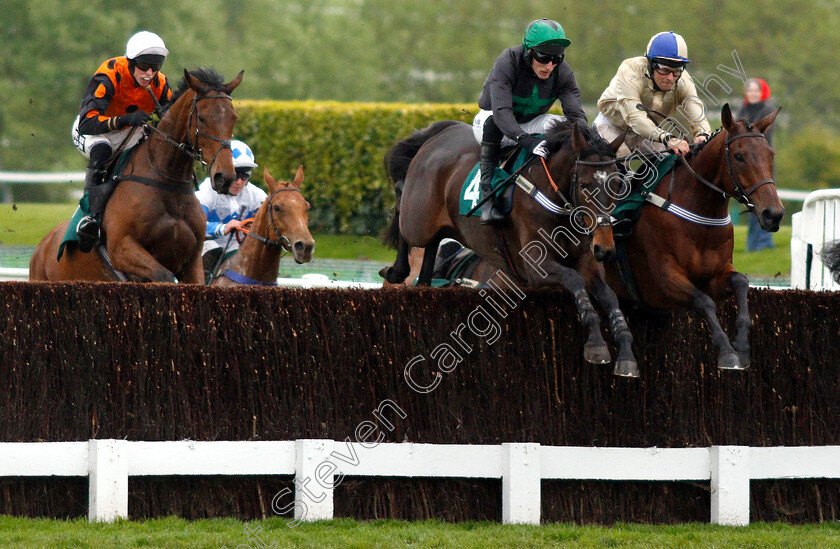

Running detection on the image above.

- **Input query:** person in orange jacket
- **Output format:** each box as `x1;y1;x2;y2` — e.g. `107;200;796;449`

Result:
70;31;173;253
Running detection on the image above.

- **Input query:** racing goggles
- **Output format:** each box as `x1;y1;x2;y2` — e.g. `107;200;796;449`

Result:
531;50;565;66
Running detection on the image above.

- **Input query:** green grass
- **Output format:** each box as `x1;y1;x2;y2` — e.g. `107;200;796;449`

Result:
0;202;793;278
0;517;838;548
0;517;840;549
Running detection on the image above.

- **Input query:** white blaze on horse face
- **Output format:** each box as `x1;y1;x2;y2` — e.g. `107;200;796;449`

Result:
594;171;608;184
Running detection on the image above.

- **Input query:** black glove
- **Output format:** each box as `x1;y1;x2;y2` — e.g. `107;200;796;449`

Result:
518;133;544;155
118;111;151;128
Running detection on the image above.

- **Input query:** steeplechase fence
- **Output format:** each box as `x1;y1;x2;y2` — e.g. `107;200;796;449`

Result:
0;282;839;523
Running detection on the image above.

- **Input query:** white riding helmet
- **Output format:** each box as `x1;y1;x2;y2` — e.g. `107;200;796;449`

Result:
231;140;258;169
125;31;169;60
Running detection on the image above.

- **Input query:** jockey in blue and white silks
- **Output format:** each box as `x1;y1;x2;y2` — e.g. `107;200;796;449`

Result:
195;139;267;258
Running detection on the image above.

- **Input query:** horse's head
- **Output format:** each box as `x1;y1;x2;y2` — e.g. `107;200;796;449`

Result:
544;122;625;262
184;68;245;195
721;103;784;232
262;166;315;264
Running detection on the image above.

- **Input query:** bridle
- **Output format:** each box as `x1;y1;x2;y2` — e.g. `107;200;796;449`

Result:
143;91;234;185
244;187;305;254
537;150;617;230
678;130;775;209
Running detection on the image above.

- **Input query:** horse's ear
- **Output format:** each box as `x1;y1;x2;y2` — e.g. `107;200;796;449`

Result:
608;130;626;154
721;103;735;131
292;165;304;189
223;70;245;95
264;167;279;193
184;69;211;95
755;106;781;134
571;123;589;153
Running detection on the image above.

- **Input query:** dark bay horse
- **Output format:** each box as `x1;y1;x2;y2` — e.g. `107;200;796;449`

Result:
30;68;243;283
210;166;315;287
381;120;641;376
604;104;783;370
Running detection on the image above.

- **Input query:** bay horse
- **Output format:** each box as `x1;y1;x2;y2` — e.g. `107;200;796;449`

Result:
210;166;315;287
381;120;641;376
604;103;783;370
29;68;244;283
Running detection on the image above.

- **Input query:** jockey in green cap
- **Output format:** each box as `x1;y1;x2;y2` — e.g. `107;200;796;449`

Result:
473;18;587;224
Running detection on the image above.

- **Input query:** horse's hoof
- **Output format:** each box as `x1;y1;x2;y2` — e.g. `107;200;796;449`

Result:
378;266;407;284
717;351;745;370
732;345;751;370
584;344;611;365
613;359;640;378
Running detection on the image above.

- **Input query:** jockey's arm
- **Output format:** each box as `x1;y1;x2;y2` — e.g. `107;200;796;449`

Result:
677;74;712;141
554;66;588;126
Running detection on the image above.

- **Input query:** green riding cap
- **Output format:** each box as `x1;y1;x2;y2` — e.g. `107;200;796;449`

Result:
522;18;571;55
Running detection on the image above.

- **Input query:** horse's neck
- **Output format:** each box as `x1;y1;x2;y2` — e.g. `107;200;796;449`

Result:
226;217;282;284
672;136;730;217
145;92;195;179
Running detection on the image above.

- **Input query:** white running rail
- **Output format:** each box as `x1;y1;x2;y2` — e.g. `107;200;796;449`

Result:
1;439;839;525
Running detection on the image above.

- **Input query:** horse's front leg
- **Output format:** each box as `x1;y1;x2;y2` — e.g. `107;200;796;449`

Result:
180;252;206;284
110;235;177;283
534;262;611;365
709;270;752;368
663;271;742;370
579;258;638;377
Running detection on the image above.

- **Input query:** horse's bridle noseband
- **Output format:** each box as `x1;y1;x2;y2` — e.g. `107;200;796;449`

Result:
568;153;619;229
244;187;304;254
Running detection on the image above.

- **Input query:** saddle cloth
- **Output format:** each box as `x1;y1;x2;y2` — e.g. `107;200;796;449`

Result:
459;148;530;217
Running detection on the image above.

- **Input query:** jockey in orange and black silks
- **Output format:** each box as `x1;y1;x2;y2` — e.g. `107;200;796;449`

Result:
71;31;173;254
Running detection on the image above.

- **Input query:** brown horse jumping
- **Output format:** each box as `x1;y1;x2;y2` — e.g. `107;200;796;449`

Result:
604;104;783;370
210;166;315;287
30;68;243;283
381;120;640;376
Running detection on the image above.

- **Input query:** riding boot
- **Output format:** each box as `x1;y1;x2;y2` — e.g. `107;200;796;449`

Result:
479;141;504;225
76;165;108;253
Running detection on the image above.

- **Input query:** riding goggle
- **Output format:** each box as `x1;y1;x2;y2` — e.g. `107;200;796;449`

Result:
235;169;252;181
531;50;565;66
652;63;684;77
135;61;163;72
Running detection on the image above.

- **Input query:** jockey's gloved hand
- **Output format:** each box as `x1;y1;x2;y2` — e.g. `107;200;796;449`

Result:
118;111;151;128
518;134;548;157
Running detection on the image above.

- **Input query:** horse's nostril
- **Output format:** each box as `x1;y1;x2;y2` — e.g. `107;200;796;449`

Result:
294;241;305;253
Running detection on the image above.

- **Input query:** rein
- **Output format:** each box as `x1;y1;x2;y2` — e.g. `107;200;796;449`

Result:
677;132;774;209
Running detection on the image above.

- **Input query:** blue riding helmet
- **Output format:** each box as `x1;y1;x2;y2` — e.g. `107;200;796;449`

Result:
645;31;690;65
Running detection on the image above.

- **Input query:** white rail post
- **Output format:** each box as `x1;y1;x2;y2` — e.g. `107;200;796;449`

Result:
502;442;541;524
710;445;750;526
294;439;335;522
88;439;129;522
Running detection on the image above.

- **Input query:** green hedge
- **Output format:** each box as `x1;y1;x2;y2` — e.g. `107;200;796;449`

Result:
233;100;477;235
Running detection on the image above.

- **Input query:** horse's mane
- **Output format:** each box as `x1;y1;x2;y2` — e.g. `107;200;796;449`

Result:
689;127;725;155
162;67;227;113
545;120;614;156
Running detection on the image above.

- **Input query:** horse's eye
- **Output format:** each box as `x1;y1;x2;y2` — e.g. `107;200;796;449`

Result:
273;205;281;212
734;152;745;162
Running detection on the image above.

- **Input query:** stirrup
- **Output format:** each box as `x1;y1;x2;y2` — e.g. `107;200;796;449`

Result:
76;216;101;253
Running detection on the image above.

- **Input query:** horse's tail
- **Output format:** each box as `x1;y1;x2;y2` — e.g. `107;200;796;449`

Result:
822;240;840;284
382;120;461;249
